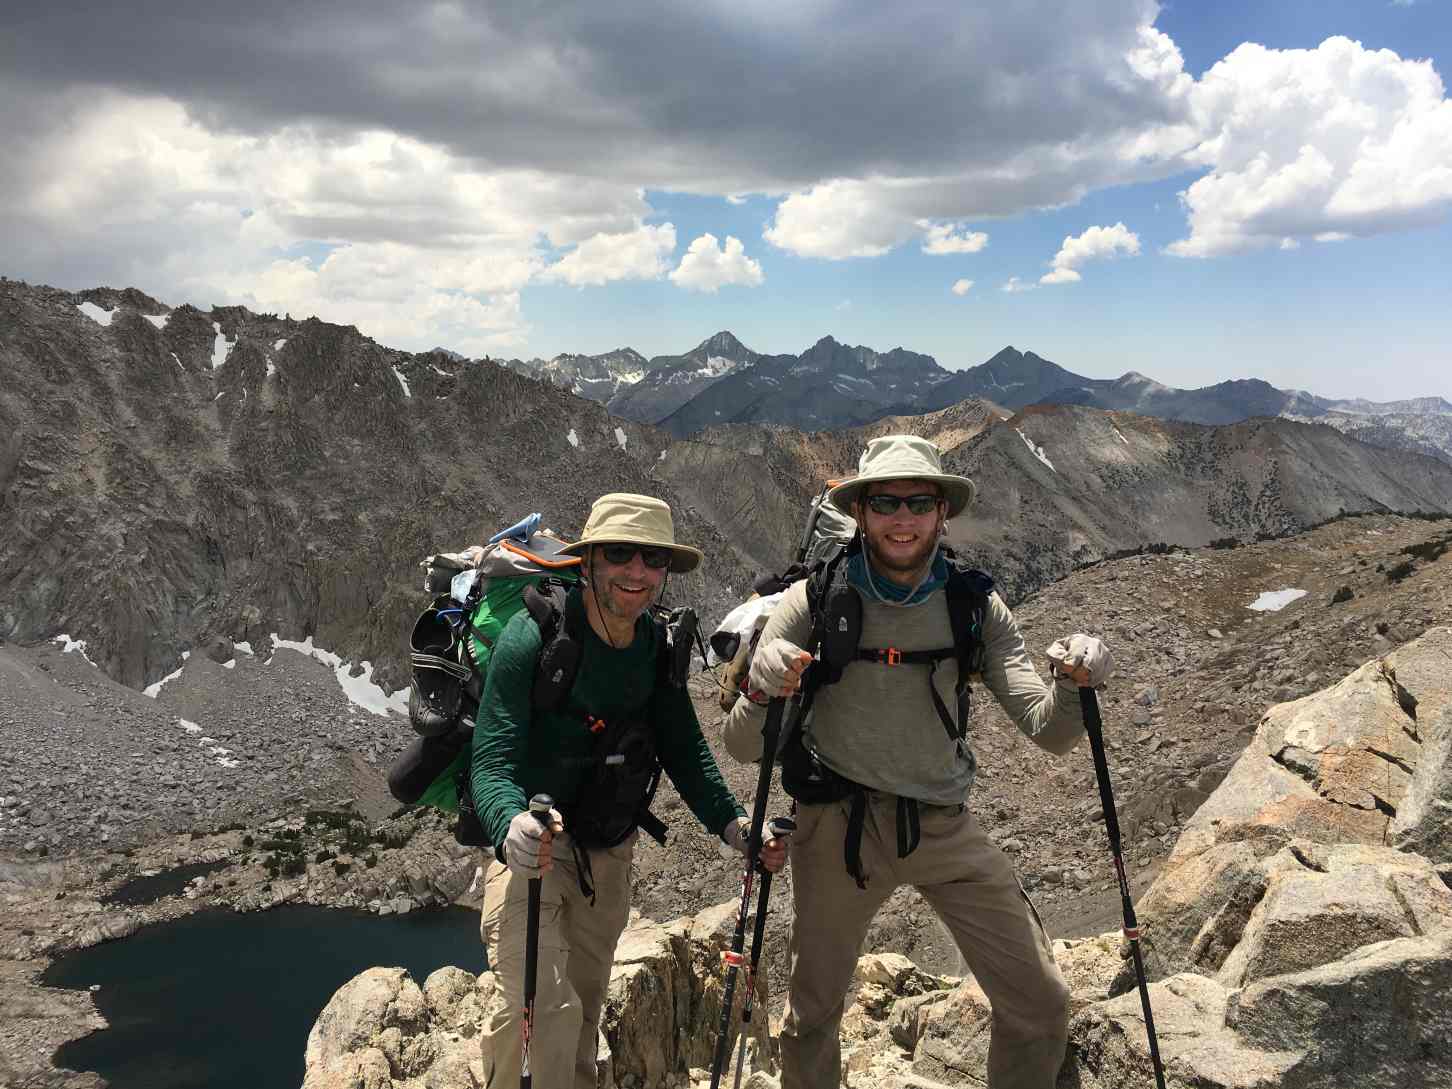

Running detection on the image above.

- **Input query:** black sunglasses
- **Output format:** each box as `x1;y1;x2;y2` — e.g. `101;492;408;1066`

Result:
600;543;673;569
863;493;942;516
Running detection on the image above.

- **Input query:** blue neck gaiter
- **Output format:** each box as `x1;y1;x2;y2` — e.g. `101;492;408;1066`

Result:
847;545;948;607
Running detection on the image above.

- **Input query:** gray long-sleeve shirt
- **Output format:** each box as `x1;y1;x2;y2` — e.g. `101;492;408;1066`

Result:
722;578;1084;805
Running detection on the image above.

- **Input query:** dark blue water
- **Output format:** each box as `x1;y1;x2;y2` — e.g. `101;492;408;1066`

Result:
103;861;231;906
42;905;484;1089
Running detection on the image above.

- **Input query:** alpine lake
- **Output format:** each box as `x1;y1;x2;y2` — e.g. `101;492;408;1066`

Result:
41;902;485;1089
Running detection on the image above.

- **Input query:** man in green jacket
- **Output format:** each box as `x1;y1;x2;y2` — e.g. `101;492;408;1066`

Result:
472;492;785;1089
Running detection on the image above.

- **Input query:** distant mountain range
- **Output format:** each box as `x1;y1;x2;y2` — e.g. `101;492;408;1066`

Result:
5;277;1452;698
502;337;1452;463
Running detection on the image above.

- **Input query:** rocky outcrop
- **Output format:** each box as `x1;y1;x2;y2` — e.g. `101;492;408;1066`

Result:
1135;627;1452;983
1059;630;1452;1087
301;902;770;1089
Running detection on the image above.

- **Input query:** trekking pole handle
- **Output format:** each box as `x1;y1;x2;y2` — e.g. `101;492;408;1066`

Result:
766;815;797;840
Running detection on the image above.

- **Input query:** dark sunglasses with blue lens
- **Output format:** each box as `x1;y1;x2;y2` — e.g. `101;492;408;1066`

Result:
600;543;673;569
863;493;942;516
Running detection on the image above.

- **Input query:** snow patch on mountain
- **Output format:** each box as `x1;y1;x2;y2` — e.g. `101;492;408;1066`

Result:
266;634;406;717
52;635;97;665
211;323;234;369
76;302;114;326
1018;429;1057;472
1248;588;1307;612
145;651;192;697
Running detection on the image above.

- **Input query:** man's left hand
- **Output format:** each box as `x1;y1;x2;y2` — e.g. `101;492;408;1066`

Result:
723;816;788;873
1047;634;1113;689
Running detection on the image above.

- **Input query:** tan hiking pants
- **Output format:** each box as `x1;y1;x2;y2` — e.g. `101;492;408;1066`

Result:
479;831;634;1089
780;794;1070;1089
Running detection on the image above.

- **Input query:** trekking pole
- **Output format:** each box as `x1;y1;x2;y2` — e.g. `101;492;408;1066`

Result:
1080;688;1167;1089
520;793;554;1089
710;696;789;1089
730;814;797;1089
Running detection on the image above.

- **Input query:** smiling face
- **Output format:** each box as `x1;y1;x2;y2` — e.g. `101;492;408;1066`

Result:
587;544;668;624
855;478;946;581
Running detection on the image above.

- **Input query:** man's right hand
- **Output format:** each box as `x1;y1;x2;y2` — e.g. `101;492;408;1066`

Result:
747;639;813;699
503;806;564;878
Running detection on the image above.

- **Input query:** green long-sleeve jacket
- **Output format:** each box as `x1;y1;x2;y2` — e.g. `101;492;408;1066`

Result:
471;587;744;847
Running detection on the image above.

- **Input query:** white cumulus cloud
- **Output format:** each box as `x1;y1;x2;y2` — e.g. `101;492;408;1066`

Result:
951;279;974;296
1;90;676;353
762;179;911;259
1167;37;1452;257
921;222;989;255
669;233;764;293
1040;222;1141;284
540;224;678;287
1002;277;1036;293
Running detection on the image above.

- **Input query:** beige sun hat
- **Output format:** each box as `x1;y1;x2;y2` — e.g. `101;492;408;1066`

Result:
826;434;977;518
558;493;704;573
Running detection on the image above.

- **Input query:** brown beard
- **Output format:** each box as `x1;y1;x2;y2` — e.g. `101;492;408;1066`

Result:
862;526;939;577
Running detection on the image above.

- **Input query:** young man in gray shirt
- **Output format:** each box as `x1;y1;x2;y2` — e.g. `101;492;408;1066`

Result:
723;435;1112;1089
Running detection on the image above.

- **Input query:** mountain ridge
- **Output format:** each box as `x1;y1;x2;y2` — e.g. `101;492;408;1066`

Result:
6;276;1452;697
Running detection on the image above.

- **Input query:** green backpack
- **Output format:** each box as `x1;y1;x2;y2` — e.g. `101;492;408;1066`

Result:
388;521;582;840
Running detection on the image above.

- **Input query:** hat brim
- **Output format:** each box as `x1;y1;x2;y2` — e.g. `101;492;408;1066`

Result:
827;472;976;519
558;535;703;574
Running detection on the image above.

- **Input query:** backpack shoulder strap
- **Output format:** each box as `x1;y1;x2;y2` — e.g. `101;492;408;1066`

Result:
943;552;993;680
804;537;860;687
525;579;584;711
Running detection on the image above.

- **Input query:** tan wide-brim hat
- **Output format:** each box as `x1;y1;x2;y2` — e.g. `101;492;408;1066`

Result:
827;434;977;519
558;492;704;573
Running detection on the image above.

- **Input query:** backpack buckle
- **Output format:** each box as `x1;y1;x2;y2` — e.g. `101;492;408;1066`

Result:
885;647;902;666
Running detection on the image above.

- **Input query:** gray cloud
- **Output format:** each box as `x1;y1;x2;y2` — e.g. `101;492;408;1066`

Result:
0;0;1175;192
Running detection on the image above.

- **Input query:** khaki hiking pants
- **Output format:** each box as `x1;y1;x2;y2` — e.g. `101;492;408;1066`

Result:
781;794;1070;1089
480;830;634;1089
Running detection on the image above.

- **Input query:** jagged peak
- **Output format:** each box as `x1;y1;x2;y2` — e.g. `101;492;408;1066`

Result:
695;330;752;355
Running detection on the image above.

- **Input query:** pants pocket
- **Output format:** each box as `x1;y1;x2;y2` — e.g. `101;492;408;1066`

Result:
787;800;839;852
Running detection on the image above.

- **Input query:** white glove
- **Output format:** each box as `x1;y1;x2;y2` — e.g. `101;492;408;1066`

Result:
746;638;811;699
722;816;749;852
503;807;563;878
721;816;789;873
1047;634;1114;689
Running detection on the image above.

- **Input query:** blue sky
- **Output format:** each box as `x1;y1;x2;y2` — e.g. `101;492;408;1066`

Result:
4;1;1450;400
